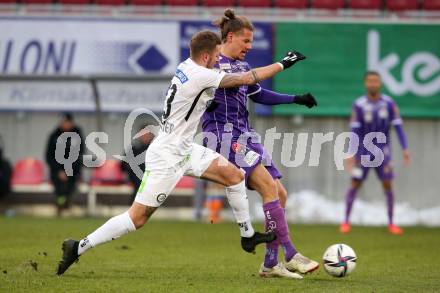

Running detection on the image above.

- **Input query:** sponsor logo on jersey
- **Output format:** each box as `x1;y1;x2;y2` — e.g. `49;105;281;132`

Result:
175;69;189;84
244;150;260;167
219;62;232;71
156;193;167;203
232;142;246;155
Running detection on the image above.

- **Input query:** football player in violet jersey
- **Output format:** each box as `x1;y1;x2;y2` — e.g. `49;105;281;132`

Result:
340;71;411;235
202;9;319;278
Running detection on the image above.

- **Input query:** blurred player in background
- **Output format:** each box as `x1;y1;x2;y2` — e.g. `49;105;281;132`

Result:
0;135;12;198
202;9;319;279
46;113;84;216
57;30;304;276
341;71;411;235
205;182;226;223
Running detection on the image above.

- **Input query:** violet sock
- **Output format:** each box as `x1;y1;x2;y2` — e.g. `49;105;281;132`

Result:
385;190;394;225
264;222;280;268
344;188;358;223
263;199;297;262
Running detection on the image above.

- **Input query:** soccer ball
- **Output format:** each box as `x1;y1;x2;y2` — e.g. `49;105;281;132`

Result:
323;244;357;277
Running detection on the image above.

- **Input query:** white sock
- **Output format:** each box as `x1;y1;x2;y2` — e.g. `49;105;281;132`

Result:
225;180;255;238
78;211;136;255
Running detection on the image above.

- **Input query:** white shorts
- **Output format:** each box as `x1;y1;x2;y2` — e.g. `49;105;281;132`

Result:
134;143;220;207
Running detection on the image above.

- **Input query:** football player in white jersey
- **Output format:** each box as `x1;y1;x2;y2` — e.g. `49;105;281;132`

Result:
57;31;302;276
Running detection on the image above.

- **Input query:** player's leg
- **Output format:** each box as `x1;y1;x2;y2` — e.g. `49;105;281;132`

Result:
186;144;276;253
57;165;182;275
246;166;305;278
275;179;288;208
263;179;285;269
340;164;368;233
377;163;402;234
274;178;320;274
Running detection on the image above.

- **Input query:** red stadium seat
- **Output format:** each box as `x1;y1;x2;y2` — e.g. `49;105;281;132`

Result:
0;0;17;3
59;0;91;4
175;176;195;189
91;159;125;186
131;0;162;5
202;0;235;6
166;0;198;6
349;0;382;9
21;0;54;3
312;0;344;9
239;0;271;7
95;0;125;5
11;158;45;185
386;0;418;10
274;0;308;8
423;0;440;10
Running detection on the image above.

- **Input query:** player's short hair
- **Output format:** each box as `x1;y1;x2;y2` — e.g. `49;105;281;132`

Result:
213;8;254;42
364;71;381;79
190;31;221;59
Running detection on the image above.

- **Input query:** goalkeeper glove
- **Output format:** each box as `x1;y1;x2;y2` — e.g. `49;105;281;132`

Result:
278;51;306;70
293;93;318;108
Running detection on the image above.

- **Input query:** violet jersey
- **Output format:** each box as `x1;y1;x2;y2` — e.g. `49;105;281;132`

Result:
201;54;282;185
351;94;402;162
201;54;260;138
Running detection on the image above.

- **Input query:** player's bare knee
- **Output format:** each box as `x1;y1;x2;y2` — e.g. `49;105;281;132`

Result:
351;179;362;190
224;167;244;186
382;180;392;192
256;179;278;202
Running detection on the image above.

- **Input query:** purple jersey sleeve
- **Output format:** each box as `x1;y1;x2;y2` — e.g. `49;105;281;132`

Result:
245;64;294;105
248;88;295;105
390;102;408;150
349;103;362;155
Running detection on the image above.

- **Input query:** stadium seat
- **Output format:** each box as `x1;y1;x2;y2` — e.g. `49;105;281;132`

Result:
11;158;45;185
130;0;162;5
274;0;308;8
0;0;17;3
95;0;125;5
90;159;126;186
21;0;54;3
166;0;198;6
175;176;195;189
349;0;382;9
423;0;440;10
59;0;91;4
312;0;344;9
202;0;235;6
386;0;418;10
239;0;272;7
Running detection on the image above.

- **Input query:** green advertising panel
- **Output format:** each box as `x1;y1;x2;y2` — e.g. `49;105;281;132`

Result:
274;23;440;118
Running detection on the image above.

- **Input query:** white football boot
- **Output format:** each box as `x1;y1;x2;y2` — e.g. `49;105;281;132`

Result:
285;252;319;274
258;262;303;279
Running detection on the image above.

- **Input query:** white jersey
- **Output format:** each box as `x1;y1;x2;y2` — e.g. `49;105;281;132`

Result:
148;58;226;162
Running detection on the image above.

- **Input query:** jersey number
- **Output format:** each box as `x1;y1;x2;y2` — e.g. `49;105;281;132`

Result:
162;84;177;121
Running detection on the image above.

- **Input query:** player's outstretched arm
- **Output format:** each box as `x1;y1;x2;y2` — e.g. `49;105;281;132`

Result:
249;88;317;108
218;51;305;88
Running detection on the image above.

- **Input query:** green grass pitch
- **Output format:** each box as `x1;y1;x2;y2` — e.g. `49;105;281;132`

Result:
1;217;439;292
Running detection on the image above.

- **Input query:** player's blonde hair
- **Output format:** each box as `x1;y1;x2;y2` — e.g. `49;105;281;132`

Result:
213;9;254;42
190;31;221;59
